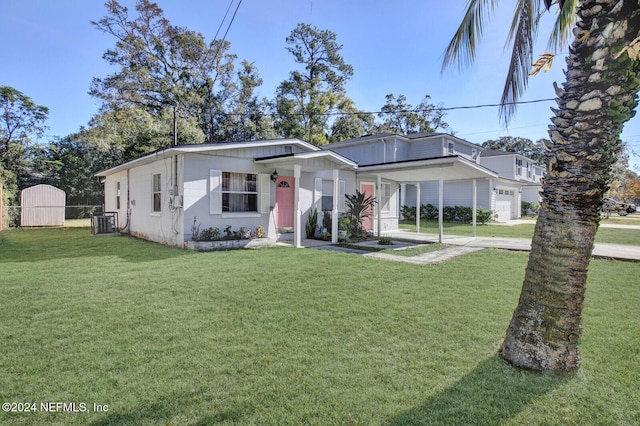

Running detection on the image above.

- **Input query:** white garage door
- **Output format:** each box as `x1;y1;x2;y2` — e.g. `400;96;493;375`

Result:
495;189;515;221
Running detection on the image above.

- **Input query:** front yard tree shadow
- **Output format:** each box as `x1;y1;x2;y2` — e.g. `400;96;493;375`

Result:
386;356;566;425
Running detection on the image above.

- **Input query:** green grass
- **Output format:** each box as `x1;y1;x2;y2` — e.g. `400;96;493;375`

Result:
379;243;449;257
400;220;640;245
1;227;639;425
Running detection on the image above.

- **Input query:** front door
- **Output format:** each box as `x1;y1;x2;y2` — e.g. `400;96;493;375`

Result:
360;182;375;231
275;176;294;230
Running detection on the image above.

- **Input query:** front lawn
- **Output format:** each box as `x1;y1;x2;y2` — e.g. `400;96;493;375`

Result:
1;228;638;425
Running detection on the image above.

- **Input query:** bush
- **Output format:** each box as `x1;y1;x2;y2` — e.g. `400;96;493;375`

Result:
378;236;393;245
401;205;416;220
420;204;438;220
522;201;540;216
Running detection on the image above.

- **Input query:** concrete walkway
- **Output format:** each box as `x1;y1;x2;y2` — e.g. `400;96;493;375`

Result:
382;230;640;261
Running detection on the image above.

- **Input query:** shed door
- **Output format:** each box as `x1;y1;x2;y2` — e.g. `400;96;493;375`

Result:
275;176;294;229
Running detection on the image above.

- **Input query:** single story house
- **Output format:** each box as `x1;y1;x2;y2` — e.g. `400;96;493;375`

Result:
96;133;544;248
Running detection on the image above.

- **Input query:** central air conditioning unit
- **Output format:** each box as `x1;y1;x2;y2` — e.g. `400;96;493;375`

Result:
91;212;119;235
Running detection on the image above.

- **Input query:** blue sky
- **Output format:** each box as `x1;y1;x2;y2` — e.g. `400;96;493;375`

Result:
2;0;639;169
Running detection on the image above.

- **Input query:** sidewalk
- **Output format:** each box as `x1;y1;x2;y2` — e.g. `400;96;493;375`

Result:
382;230;640;261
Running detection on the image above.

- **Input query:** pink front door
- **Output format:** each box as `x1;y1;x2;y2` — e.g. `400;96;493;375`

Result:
360;182;375;231
275;176;294;229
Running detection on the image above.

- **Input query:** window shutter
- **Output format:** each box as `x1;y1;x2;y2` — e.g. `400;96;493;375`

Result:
259;174;270;214
314;178;322;210
338;180;346;212
209;169;222;214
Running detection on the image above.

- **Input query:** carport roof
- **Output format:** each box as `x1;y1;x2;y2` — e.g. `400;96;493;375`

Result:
357;155;499;182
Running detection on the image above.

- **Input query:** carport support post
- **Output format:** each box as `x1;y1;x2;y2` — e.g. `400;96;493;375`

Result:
331;168;339;244
293;164;302;248
376;174;382;237
415;183;421;233
438;172;444;244
472;179;477;238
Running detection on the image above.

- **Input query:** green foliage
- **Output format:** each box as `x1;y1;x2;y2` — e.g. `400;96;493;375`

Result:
91;0;271;147
481;136;546;165
410;203;493;224
0;86;49;204
378;236;393;245
273;23;357;145
522;201;540;216
345;190;376;238
401;205;416;220
322;211;332;233
376;93;449;134
306;208;318;239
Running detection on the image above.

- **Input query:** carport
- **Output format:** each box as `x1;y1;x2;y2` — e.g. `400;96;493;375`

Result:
357;155;499;242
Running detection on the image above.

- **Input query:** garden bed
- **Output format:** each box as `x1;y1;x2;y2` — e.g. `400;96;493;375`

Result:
185;237;276;251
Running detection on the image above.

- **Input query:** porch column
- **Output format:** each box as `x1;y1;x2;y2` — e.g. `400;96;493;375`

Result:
472;179;477;238
293;164;302;248
331;168;339;244
415;183;421;233
400;183;406;215
376;174;382;237
438;172;444;244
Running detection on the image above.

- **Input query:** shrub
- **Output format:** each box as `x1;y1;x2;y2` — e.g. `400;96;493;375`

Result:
306;208;318;239
401;205;416;220
378;236;393;245
522;201;540;216
420;204;438;220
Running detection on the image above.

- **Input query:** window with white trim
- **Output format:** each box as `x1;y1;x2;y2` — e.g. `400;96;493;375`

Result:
516;158;523;176
152;173;161;212
380;183;391;213
116;181;121;210
321;180;333;211
447;141;455;154
222;172;257;212
526;162;532;179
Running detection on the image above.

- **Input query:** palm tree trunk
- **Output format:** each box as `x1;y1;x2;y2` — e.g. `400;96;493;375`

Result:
500;0;640;373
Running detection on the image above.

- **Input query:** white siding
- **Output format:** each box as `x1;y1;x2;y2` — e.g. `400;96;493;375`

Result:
20;184;65;226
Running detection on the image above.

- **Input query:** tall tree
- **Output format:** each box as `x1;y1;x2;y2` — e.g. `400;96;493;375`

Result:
0;86;49;204
91;0;264;146
376;94;449;134
273;23;356;145
443;0;640;372
482;136;546;165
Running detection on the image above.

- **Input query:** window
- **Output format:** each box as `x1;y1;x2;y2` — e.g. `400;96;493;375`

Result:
447;141;455;154
472;149;478;160
222;172;257;212
116;181;121;210
152;173;162;212
516;158;523;176
321;180;333;211
380;183;391;213
526;162;532;179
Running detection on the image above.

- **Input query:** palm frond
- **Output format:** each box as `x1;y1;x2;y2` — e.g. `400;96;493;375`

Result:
499;0;541;126
546;0;578;52
441;0;502;72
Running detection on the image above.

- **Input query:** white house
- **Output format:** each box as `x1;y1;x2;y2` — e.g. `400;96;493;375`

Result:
96;133;544;248
96;139;359;248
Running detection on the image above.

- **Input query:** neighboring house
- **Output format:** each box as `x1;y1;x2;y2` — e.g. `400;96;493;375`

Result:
477;149;545;205
324;133;543;222
96;133;545;248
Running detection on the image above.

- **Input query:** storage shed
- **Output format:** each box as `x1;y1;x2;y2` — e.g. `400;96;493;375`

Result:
20;184;66;227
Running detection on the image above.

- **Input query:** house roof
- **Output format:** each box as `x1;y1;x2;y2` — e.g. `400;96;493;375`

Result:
254;150;358;171
95;138;317;176
357;155;499;183
323;132;483;150
479;149;517;157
